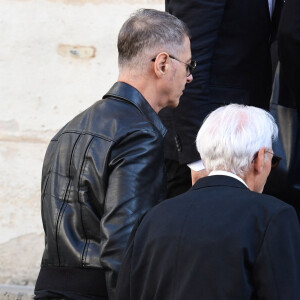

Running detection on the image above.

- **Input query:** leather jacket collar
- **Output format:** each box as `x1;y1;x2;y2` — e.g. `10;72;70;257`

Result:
103;81;167;137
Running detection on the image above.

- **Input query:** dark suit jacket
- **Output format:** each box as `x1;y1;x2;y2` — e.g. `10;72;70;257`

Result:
116;175;300;300
159;0;282;164
263;0;300;215
278;0;300;115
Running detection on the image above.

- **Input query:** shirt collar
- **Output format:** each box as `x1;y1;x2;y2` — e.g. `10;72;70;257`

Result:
209;170;248;188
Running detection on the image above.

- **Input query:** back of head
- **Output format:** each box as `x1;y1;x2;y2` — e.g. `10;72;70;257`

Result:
196;104;278;176
118;9;190;71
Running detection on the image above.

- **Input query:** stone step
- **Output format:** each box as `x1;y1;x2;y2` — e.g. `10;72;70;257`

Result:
0;284;34;300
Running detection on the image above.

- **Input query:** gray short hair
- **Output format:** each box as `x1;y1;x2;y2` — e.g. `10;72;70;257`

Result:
118;9;190;68
196;104;278;176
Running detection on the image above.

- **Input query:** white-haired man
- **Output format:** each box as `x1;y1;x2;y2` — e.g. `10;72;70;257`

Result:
34;9;194;300
116;104;300;300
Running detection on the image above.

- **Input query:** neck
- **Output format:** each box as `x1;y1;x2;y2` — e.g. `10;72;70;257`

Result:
118;74;164;114
242;168;263;193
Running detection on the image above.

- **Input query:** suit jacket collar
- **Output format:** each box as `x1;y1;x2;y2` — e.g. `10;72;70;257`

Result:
192;175;249;191
103;81;167;137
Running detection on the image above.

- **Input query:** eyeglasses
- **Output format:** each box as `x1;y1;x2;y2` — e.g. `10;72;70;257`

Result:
252;150;282;168
266;150;282;168
151;55;197;77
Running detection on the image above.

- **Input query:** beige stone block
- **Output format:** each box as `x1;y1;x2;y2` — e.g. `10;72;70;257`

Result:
0;233;43;286
57;44;96;59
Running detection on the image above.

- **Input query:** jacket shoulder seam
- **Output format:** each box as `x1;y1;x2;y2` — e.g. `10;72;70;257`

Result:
52;130;116;143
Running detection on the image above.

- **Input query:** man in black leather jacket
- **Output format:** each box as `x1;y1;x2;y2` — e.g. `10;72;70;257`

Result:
34;9;194;300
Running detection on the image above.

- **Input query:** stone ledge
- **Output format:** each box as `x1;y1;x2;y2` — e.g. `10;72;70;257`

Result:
0;284;34;300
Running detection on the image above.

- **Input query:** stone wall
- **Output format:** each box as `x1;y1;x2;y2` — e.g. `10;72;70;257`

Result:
0;0;163;291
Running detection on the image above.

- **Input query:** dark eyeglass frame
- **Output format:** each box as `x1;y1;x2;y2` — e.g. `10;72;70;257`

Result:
252;150;282;168
151;55;197;77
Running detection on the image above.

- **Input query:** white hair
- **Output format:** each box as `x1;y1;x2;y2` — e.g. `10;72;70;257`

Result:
196;104;278;176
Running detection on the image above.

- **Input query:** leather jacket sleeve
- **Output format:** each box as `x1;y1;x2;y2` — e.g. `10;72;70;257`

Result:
99;128;166;299
114;214;146;300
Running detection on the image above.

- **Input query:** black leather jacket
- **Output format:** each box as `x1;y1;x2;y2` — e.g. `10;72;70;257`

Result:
35;82;167;299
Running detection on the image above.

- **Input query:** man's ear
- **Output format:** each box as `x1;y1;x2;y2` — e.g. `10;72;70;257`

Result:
153;52;169;78
253;147;266;174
